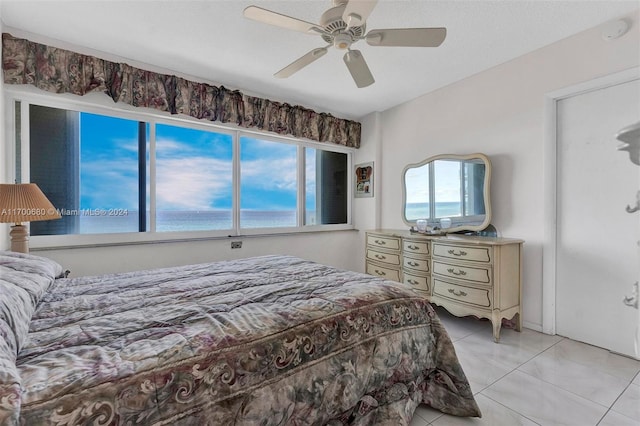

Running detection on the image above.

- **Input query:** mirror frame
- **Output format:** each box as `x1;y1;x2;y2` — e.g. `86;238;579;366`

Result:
401;153;492;234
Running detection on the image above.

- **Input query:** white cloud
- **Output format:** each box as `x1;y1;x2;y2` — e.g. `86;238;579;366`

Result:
156;157;232;210
155;138;191;155
81;159;139;209
111;137;139;154
241;157;297;191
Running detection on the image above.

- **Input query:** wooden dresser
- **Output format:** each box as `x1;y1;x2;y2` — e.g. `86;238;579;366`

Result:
366;229;523;342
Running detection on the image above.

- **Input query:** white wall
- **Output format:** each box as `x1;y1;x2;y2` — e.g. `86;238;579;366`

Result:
352;111;382;272
370;11;640;330
35;231;360;277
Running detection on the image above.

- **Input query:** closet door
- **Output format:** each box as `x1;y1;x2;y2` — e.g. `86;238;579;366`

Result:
556;78;640;359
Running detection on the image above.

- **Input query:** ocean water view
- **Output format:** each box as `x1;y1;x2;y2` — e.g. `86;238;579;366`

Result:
76;210;309;234
50;203;467;235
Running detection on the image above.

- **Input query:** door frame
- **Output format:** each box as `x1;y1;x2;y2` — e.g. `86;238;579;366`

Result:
542;67;640;335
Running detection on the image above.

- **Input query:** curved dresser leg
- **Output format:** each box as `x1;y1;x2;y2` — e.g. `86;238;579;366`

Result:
515;312;522;332
492;310;502;343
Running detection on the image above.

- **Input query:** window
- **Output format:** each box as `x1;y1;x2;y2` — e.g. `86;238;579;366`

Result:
306;148;348;225
156;124;233;232
80;113;143;234
19;101;351;243
240;136;297;229
29;106;142;236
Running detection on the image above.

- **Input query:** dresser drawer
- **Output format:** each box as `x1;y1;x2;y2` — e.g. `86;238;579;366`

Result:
432;260;491;284
403;255;430;273
366;248;401;266
366;262;401;281
364;230;523;343
403;271;430;293
403;239;429;256
433;279;491;308
367;234;401;251
433;243;492;263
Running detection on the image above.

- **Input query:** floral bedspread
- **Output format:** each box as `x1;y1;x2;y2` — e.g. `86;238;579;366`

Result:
3;254;480;425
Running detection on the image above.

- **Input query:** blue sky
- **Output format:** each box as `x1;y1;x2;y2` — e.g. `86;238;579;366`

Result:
80;112;310;212
80;113;139;210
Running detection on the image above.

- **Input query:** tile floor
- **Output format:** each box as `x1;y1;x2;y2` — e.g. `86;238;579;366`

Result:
410;307;640;426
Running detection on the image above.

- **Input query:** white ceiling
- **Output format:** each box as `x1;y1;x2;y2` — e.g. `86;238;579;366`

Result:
1;1;638;119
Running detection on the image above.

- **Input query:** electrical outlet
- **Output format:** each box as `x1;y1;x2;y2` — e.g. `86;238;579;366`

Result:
231;241;242;249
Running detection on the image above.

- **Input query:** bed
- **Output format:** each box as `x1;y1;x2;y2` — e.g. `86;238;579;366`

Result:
0;251;480;425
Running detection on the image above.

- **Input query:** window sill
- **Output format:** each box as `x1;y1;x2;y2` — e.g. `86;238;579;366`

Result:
30;224;356;251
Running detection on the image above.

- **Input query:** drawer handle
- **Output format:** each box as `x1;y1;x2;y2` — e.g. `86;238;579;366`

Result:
447;249;467;257
407;245;420;251
448;288;467;297
374;269;386;276
374;239;387;245
407;261;420;267
447;268;467;276
407;279;419;285
374;254;387;260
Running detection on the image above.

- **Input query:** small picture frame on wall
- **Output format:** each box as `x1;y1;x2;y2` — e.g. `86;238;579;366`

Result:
355;162;374;198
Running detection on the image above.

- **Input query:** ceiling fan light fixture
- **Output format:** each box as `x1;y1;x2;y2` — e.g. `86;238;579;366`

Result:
333;33;352;49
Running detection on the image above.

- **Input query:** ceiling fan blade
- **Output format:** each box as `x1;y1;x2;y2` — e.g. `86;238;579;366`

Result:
366;28;447;47
275;47;328;78
343;50;374;88
342;0;378;29
244;6;319;34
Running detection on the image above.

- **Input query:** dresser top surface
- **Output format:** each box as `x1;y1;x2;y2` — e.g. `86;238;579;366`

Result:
367;229;524;246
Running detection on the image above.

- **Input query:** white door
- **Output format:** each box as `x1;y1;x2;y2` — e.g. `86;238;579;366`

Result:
556;78;640;359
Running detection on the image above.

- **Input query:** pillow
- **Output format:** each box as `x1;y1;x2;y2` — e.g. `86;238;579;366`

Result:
0;250;64;282
0;251;63;352
0;251;63;425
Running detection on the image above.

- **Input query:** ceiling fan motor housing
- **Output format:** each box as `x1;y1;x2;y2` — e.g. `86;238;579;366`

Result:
320;3;366;46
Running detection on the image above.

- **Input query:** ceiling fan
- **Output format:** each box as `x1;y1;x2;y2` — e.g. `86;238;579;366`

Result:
243;0;446;88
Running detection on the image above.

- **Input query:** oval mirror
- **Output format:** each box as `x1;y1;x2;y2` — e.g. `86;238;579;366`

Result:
401;153;492;233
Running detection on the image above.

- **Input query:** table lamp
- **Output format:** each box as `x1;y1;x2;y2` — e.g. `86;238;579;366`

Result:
0;183;61;253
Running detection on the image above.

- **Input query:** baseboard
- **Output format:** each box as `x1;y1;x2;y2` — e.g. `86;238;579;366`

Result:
523;321;544;333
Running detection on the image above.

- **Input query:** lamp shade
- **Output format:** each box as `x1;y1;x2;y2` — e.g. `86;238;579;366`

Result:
0;183;62;224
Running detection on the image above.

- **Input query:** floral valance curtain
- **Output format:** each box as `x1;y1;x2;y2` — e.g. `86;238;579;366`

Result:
1;33;361;148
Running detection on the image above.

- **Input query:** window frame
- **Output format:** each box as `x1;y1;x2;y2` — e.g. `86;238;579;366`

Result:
4;89;354;249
